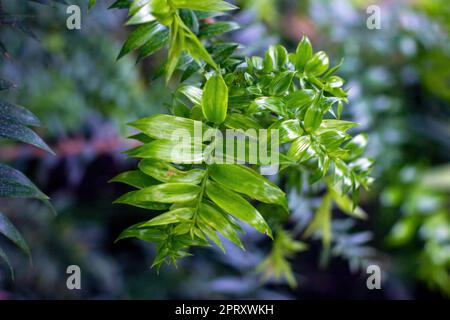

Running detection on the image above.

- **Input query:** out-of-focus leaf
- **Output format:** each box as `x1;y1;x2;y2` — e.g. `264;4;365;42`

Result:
0;101;41;126
109;0;132;9
0;79;15;91
0;118;53;154
0;246;13;280
0;212;30;257
0;164;48;200
421;164;450;191
304;194;332;247
330;187;367;219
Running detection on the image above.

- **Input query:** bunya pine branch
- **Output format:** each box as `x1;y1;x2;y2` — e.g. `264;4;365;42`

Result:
109;0;374;276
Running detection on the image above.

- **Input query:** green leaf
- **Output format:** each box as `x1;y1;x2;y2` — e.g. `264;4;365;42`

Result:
205;180;272;237
126;139;205;163
140;208;194;227
0;164;49;200
166;19;183;81
330;187;367;219
305;51;329;76
0;246;13;280
326;75;344;88
0;118;54;154
209;164;288;210
304;193;332;247
88;0;96;10
198;201;244;249
171;0;238;11
115;183;201;205
295;35;313;70
137;27;169;61
0;101;41;127
224;113;263;130
129;114;211;141
198;221;225;251
125;0;156;25
202;73;228;125
127;132;154;143
303;101;323;132
109;0;131;9
178;85;203;105
199;21;239;38
179;9;199;34
286;89;316;110
268;71;295;96
210;42;239;64
183;23;218;69
0;212;30;257
129;0;150;16
109;170;158;189
118;21;165;59
343;133;368;161
117;223;167;242
287;136;314;163
139;159;205;184
269;119;303;143
254;97;287;116
318;130;349;151
150;0;174;25
317;119;358;133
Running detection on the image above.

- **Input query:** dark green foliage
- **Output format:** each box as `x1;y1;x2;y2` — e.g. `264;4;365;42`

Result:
0;0;54;276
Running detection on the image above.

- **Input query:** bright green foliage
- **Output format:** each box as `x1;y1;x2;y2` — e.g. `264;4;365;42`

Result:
112;0;373;273
256;228;308;288
115;0;240;83
386;165;450;296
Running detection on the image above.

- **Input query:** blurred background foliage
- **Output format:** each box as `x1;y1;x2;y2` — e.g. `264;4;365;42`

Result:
0;0;448;299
